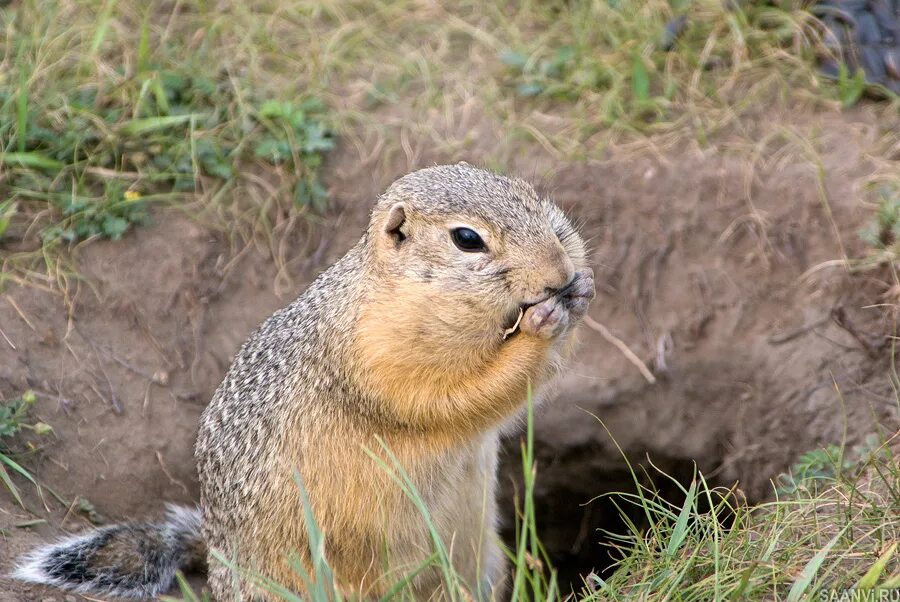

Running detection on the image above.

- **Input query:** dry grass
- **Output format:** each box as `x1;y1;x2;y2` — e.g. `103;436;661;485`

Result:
2;0;898;288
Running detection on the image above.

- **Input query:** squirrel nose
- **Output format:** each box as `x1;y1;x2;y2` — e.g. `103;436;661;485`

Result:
543;246;575;295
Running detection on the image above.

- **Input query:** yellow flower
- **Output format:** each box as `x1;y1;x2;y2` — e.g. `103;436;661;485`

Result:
124;190;141;201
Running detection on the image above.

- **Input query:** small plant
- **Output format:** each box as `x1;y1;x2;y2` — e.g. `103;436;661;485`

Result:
494;1;892;136
776;445;844;496
776;435;887;497
0;390;52;508
41;186;150;243
836;62;868;108
253;99;335;211
588;433;900;601
2;11;337;275
851;184;900;275
3;62;335;241
859;186;900;250
500;44;666;123
500;47;580;99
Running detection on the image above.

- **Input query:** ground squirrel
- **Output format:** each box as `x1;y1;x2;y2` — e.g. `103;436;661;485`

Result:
14;164;594;600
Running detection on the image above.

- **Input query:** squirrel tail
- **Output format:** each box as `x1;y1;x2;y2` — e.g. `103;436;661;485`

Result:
11;504;204;599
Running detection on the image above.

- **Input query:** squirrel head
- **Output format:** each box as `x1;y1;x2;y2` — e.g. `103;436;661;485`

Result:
354;164;590;434
366;163;587;337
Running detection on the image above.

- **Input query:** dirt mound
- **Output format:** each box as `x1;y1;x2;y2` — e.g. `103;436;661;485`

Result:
500;131;898;583
1;111;898;598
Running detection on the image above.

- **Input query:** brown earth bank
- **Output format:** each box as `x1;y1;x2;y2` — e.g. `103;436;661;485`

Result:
1;108;898;599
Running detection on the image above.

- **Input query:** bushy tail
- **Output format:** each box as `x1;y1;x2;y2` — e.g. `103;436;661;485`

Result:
12;504;205;599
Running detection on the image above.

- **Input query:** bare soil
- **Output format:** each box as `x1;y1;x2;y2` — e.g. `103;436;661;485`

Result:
1;108;898;599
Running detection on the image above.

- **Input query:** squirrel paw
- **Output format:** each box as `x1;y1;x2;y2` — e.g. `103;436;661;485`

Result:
521;296;570;339
562;268;595;321
520;269;594;339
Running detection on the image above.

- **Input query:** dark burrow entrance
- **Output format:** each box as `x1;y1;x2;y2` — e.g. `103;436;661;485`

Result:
499;450;733;593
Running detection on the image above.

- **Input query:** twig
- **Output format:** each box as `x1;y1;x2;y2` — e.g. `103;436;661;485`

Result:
83;166;142;179
831;306;883;358
584;316;657;384
58;495;80;530
31;388;76;414
74;328;124;414
0;324;15;349
6;296;36;331
156;451;190;496
768;316;829;345
75;326;168;385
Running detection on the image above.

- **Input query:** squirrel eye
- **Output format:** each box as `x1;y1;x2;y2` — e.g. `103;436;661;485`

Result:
451;227;486;252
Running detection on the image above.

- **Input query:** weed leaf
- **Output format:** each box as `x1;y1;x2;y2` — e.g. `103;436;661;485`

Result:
631;54;650;104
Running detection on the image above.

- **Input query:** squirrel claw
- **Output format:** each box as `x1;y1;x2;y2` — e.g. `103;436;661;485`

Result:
563;269;595;320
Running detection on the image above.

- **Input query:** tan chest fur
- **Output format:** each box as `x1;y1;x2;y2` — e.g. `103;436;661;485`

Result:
245;415;500;598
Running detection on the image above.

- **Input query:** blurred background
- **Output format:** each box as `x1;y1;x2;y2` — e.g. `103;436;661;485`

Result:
0;0;898;599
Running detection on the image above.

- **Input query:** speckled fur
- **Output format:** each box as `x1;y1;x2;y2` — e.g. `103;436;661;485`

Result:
14;164;592;601
11;504;203;598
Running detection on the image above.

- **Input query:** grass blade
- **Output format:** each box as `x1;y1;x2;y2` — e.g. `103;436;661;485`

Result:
210;550;304;602
1;152;64;170
0;459;25;508
856;542;897;589
0;200;15;239
631;53;650;104
588;572;619;597
665;478;696;557
292;471;338;601
0;453;38;485
729;560;759;601
137;8;151;72
786;530;845;602
366;439;460;601
90;0;119;56
151;77;172;116
17;61;27;153
160;571;207;602
120;114;202;136
378;552;439;602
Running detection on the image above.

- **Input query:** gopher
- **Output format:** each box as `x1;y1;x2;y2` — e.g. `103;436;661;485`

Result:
14;164;594;600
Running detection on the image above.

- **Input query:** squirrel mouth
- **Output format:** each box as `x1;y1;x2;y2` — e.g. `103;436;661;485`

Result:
502;279;577;340
502;278;578;340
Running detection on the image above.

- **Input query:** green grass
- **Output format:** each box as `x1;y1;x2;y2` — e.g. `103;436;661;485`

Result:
1;0;336;290
591;433;899;600
0;390;53;509
3;0;899;294
162;401;899;601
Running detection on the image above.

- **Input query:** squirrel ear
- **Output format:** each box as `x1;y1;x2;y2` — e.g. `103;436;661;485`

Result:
383;202;408;246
